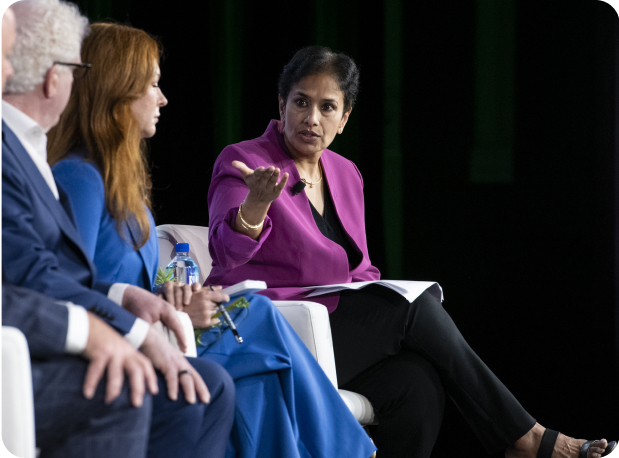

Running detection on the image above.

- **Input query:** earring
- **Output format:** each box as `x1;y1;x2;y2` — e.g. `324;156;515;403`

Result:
338;128;343;134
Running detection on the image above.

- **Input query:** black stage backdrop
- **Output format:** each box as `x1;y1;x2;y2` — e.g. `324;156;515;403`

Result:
69;1;619;456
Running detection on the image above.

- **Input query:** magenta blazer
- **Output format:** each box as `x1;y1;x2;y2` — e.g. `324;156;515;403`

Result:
206;120;381;313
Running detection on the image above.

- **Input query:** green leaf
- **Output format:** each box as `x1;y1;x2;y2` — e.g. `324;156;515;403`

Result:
211;296;250;319
155;267;176;286
194;296;250;346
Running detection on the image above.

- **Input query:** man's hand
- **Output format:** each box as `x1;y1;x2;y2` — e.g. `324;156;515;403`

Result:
122;285;187;352
182;283;229;328
82;312;158;407
140;327;210;404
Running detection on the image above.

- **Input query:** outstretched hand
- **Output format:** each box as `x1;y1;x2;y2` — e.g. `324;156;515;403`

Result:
232;160;289;205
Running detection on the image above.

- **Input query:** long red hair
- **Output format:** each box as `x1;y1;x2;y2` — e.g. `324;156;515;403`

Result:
48;23;160;250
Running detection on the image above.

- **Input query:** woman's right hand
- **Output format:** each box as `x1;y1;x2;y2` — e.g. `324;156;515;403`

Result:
232;161;288;239
232;161;289;205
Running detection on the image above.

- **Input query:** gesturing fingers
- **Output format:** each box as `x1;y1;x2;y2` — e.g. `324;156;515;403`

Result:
232;160;254;178
274;172;289;196
232;159;288;202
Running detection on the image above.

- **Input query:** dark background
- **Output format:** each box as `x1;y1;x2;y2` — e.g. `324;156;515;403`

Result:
71;0;619;456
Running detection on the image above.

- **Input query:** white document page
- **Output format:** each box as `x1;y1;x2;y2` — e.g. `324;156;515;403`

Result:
304;280;444;304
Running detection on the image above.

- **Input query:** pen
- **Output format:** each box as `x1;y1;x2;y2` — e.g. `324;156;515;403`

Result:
209;286;243;343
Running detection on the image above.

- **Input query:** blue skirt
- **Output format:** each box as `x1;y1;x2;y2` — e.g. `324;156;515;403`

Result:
197;294;376;458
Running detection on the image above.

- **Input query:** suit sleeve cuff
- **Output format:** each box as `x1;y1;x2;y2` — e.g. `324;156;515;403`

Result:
124;317;150;348
108;283;130;306
64;303;89;354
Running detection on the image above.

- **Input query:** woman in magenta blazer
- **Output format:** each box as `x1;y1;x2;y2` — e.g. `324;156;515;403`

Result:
206;46;615;458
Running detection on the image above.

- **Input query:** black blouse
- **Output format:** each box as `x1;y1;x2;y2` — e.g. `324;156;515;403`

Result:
308;184;362;270
276;129;362;270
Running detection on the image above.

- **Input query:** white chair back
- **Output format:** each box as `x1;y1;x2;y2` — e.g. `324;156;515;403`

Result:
156;224;376;425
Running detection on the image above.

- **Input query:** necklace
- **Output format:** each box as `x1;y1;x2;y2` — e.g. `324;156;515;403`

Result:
300;167;323;189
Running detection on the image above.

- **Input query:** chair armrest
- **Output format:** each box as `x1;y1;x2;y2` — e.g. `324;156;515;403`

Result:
2;326;36;458
338;389;377;425
273;301;338;389
152;311;197;358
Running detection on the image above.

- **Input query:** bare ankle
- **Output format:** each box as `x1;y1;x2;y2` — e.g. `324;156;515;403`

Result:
506;423;545;458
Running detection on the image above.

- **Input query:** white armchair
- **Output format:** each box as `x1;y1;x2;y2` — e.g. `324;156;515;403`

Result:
2;326;36;458
157;224;377;425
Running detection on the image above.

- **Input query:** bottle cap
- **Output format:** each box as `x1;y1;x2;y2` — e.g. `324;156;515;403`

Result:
175;243;189;253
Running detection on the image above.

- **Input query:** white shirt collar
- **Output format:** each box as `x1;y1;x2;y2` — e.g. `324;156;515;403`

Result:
2;100;59;200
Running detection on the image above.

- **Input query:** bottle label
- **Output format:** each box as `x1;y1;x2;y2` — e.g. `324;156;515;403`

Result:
185;266;199;285
169;265;199;285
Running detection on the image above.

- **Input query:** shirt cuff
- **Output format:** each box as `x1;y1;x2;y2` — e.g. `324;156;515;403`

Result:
64;302;89;354
124;317;150;349
108;283;130;306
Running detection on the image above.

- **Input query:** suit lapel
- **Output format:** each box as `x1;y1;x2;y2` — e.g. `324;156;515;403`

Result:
2;123;96;273
57;186;77;225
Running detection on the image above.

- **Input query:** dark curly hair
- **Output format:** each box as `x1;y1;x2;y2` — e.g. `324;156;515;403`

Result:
278;46;360;112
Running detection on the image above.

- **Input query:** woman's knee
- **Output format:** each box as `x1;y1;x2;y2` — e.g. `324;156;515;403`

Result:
386;353;444;417
350;352;445;423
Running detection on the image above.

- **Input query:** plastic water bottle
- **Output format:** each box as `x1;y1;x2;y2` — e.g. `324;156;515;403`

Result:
166;243;199;285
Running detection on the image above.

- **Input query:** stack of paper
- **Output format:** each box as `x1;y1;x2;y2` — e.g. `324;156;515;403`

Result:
304;280;443;304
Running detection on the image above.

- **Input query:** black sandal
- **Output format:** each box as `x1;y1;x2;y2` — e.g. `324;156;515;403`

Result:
580;439;617;458
536;429;617;458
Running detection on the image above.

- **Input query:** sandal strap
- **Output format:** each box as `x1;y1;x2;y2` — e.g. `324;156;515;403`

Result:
580;441;594;458
537;429;560;458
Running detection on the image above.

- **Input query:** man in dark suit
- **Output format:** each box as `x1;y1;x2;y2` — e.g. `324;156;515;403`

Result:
1;1;235;456
3;283;156;457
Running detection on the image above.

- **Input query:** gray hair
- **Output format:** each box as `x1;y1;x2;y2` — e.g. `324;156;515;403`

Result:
4;0;89;94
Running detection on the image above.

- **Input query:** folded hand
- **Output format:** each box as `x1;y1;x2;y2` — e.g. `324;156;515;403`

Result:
182;283;229;328
123;285;187;353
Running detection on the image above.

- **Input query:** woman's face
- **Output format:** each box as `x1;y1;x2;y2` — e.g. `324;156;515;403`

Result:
131;62;168;139
279;73;351;159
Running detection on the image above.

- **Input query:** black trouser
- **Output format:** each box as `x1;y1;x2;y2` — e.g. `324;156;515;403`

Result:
329;285;535;458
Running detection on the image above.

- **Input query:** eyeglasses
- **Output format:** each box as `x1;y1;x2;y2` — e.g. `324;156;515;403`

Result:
53;61;92;79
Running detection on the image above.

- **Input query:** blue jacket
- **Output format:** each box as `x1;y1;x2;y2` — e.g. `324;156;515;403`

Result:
52;149;158;291
2;122;136;335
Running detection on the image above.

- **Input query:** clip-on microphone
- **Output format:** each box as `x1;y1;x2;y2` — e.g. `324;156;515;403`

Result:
291;180;306;196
